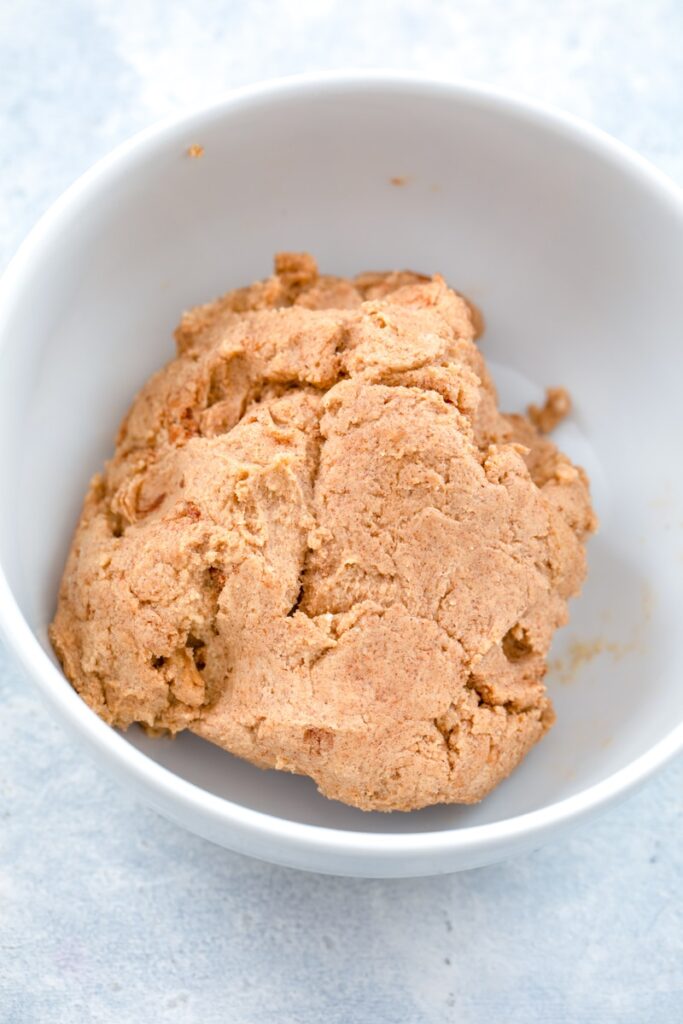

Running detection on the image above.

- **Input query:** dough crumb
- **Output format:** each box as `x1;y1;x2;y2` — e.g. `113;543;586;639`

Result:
528;386;572;433
186;143;204;159
50;254;595;812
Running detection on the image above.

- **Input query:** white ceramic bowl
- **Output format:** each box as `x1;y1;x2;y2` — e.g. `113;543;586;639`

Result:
1;73;682;877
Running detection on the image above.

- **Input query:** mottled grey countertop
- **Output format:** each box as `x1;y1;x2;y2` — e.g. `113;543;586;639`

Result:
1;2;682;1021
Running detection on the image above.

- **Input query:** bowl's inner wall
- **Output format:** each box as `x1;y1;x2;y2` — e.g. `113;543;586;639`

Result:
2;82;682;832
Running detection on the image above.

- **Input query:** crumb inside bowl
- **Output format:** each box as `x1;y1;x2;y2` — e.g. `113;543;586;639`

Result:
1;76;682;874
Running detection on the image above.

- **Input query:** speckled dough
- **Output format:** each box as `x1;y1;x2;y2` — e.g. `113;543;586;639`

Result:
50;254;596;811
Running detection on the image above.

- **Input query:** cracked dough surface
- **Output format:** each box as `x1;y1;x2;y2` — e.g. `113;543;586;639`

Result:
50;253;596;811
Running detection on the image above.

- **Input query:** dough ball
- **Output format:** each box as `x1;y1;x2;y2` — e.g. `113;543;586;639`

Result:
51;254;596;811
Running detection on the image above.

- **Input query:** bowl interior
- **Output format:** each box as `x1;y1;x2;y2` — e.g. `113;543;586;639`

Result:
2;79;682;834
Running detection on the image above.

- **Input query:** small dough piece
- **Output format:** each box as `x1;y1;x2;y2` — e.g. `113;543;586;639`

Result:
528;386;572;433
50;254;596;812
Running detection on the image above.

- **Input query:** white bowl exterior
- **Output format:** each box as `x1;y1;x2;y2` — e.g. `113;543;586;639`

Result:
1;74;682;876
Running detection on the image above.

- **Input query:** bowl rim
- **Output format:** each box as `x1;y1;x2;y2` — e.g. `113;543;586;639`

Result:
1;69;683;862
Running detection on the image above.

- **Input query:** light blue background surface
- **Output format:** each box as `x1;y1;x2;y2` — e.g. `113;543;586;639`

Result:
1;2;682;1021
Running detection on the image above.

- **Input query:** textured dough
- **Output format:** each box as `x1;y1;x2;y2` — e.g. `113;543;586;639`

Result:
50;253;596;812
